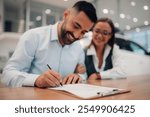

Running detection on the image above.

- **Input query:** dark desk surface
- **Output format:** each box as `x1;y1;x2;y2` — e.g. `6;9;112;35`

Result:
0;74;150;100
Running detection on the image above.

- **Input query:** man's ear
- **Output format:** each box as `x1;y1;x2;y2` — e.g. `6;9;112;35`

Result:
63;9;70;20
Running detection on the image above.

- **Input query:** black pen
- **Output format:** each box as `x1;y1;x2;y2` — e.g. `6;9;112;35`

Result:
47;64;63;86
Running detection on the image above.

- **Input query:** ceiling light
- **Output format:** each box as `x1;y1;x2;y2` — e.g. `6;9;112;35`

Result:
136;28;140;32
126;25;131;30
144;21;149;25
120;13;125;19
103;9;109;14
45;9;51;14
36;16;41;21
64;0;68;1
143;5;149;10
131;1;136;6
115;23;119;27
133;18;138;22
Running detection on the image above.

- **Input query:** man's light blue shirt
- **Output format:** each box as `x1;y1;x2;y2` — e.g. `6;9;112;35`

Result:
1;23;86;87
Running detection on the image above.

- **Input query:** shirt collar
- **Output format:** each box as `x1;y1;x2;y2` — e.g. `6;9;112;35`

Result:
87;44;111;58
49;22;70;48
103;44;111;60
87;45;96;56
49;22;80;48
50;22;59;41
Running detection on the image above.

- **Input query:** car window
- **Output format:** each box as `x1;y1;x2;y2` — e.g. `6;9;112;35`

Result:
115;34;150;56
130;43;145;55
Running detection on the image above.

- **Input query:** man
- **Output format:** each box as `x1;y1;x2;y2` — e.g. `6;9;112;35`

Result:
1;1;97;87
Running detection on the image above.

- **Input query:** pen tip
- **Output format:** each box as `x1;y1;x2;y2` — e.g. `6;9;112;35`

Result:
60;82;63;86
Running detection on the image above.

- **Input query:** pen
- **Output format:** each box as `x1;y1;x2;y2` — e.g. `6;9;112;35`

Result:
112;89;119;91
47;64;63;86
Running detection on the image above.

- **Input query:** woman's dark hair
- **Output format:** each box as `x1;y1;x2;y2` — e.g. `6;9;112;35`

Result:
94;17;115;47
73;1;97;23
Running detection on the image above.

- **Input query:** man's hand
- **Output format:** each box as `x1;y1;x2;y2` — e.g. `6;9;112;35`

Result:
75;64;86;74
35;70;62;88
62;73;82;84
88;73;101;80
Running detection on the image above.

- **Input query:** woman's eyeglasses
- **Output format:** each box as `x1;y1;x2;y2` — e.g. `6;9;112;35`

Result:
93;29;112;36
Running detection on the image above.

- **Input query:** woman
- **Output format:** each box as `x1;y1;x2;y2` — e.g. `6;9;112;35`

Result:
76;17;126;80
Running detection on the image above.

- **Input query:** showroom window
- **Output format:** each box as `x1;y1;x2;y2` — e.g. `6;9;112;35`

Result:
125;27;150;52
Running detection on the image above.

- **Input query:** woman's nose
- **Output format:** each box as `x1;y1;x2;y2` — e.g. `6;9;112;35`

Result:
97;33;103;39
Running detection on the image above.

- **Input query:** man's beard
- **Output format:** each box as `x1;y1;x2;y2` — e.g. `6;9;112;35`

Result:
60;23;79;45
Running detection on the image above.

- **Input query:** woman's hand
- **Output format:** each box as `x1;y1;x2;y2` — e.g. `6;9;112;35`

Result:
75;64;86;74
88;73;101;80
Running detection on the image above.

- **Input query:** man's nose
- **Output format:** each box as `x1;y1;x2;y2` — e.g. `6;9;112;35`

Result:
73;31;82;40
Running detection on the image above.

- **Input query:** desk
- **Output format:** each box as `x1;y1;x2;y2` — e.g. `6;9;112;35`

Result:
0;74;150;100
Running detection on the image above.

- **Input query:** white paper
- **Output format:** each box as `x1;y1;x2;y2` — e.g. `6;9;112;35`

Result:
49;84;124;99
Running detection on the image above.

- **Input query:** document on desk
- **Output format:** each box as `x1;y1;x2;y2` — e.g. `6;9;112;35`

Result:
49;84;130;99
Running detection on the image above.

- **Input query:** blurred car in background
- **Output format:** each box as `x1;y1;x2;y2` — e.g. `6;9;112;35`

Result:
115;34;150;56
115;34;150;76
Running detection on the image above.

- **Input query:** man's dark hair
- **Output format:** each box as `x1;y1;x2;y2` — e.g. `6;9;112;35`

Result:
73;1;97;23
